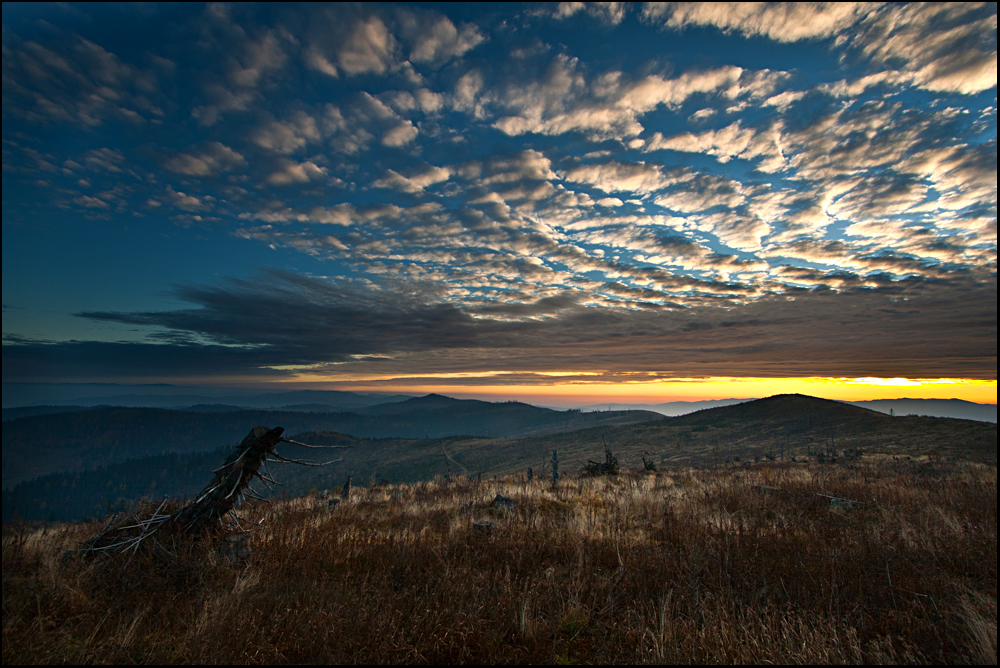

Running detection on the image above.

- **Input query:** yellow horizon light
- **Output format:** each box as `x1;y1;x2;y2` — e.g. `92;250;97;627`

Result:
270;374;997;406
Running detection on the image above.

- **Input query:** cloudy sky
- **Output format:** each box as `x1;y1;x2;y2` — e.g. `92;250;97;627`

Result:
2;2;996;405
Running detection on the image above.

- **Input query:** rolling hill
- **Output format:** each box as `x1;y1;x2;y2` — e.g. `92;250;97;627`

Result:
1;396;660;488
4;394;994;522
572;397;998;423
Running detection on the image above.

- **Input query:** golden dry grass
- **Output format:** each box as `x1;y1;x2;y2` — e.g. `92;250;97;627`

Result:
3;457;996;664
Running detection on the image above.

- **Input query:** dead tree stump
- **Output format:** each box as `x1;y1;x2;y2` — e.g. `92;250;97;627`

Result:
583;448;619;476
173;426;285;533
77;426;346;558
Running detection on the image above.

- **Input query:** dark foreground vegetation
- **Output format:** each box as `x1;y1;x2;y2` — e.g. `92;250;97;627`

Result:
4;457;996;664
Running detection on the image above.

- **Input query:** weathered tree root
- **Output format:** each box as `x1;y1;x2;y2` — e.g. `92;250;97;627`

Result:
77;426;346;558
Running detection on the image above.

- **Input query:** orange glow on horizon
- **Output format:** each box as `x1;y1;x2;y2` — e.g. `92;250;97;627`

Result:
273;375;997;407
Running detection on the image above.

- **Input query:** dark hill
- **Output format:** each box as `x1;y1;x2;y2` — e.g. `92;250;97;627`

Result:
2;400;659;488
277;404;346;412
358;393;474;415
5;394;994;522
183;404;247;413
668;393;885;427
2;405;89;421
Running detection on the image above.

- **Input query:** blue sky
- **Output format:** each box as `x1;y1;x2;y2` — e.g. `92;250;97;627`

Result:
2;2;996;401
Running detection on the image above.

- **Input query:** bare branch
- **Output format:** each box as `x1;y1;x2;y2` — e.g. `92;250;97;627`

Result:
280;437;353;449
255;470;282;486
269;452;344;467
244;484;267;501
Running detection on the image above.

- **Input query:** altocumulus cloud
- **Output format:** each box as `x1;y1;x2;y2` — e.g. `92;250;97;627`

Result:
1;2;995;385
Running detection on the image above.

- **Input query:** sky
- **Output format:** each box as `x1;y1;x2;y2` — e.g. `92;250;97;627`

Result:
2;2;997;406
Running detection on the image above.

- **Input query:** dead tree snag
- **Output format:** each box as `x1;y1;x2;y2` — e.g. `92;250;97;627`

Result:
77;426;347;558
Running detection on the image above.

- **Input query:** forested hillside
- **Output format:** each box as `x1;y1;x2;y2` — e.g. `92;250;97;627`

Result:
2;396;660;488
6;395;994;522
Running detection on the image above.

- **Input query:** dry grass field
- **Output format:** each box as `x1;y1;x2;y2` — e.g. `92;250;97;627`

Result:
3;457;996;664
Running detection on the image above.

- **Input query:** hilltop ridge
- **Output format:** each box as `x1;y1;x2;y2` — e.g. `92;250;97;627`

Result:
1;395;660;488
669;393;884;426
4;393;994;522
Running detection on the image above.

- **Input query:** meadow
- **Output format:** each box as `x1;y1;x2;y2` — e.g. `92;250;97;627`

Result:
3;456;996;664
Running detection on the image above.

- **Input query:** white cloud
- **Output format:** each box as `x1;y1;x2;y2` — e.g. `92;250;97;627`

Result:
491;55;776;139
381;120;419;147
850;3;998;94
643;2;875;42
303;45;339;78
643;3;996;96
478;151;557;184
497;182;558;203
315;93;427;155
398;10;486;64
6;2;994;327
451;70;486;114
653;174;747;213
551;2;628;25
225;31;287;89
338;17;398;76
565;161;675;193
73;195;110;209
644;3;997;95
817;70;916;99
80;148;127;173
373;165;452;193
415;88;445;113
306;205;364;225
189;16;290;126
266;160;328;185
901;141;998;213
163;142;246;176
618;67;745;112
253;112;321;154
686;211;770;252
191;85;256;126
165;186;207;212
645;121;786;172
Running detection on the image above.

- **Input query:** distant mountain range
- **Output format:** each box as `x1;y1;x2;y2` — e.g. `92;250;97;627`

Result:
576;398;750;415
577;398;996;423
6;381;994;424
847;398;996;423
1;394;660;488
8;394;994;424
2;385;415;413
4;394;995;522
